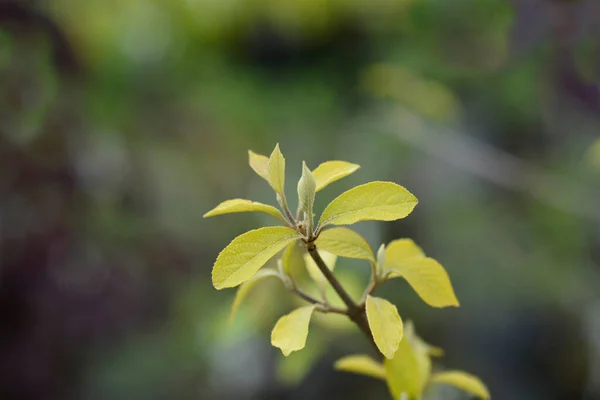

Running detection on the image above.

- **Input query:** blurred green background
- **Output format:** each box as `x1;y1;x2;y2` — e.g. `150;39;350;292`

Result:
1;0;600;399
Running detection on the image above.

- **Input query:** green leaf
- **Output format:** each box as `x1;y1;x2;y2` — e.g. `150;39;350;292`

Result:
271;305;316;356
203;199;284;221
387;257;459;308
297;161;316;230
228;269;281;322
248;150;270;181
304;251;337;291
316;227;375;262
366;295;403;359
384;330;424;399
312;161;360;192
318;182;418;227
431;371;490;399
212;227;300;289
282;242;306;278
268;144;286;197
384;239;425;269
334;355;386;380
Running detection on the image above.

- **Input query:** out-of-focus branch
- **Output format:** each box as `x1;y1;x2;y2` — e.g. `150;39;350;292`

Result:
385;107;600;223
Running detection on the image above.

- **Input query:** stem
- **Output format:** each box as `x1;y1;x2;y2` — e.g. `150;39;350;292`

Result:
292;287;346;314
306;243;380;354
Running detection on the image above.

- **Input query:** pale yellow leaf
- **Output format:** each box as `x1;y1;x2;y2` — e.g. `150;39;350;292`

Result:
431;371;490;399
228;269;280;322
304;250;337;291
271;305;316;356
384;239;425;269
282;242;306;278
248;150;270;181
318;182;418;227
212;227;300;289
297;161;316;215
267;144;286;196
312;161;360;192
384;329;424;399
316;227;375;262
203;199;284;221
388;257;459;308
334;355;386;380
366;295;403;359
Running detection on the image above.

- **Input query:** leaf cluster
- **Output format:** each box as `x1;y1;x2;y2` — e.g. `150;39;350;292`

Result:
205;144;489;399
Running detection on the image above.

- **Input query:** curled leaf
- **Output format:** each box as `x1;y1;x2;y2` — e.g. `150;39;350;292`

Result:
204;199;284;221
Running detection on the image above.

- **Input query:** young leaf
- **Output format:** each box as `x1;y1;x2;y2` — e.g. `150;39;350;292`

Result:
297;161;316;229
384;329;425;399
312;161;360;192
316;227;375;262
248;150;270;181
267;144;286;197
271;305;316;356
376;244;386;277
387;258;459;308
334;355;386;380
229;269;281;322
318;182;418;227
384;239;425;268
203;199;284;221
365;295;404;359
304;251;337;291
282;242;306;278
431;371;490;400
212;227;300;289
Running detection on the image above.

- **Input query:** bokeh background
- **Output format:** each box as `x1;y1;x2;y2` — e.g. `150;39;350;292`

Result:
1;0;600;399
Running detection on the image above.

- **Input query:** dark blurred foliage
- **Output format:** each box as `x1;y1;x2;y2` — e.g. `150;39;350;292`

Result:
1;0;600;399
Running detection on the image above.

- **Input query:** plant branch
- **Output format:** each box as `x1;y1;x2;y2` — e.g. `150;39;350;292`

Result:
306;243;380;354
291;286;346;315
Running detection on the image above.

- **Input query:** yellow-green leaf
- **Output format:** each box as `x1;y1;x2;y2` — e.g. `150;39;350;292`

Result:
316;227;375;262
403;321;434;386
304;251;337;290
271;305;316;356
334;355;386;380
212;227;300;289
312;161;360;191
431;371;490;400
228;269;280;322
384;239;425;269
318;182;418;227
268;144;286;196
388;257;459;308
384;329;424;399
248;150;270;181
365;295;403;359
282;242;306;278
203;199;284;221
